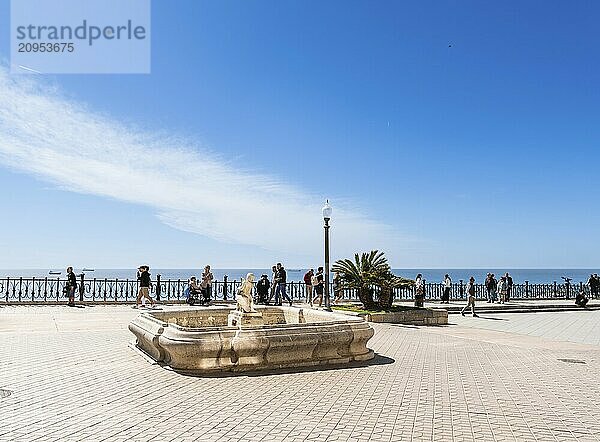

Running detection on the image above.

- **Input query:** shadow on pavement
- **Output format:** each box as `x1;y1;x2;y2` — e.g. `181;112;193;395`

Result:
168;353;396;378
389;323;453;329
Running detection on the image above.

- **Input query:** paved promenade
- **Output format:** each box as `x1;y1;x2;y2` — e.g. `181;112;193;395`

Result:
1;305;600;441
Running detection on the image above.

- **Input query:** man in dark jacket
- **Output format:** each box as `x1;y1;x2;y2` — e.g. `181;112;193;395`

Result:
312;267;324;307
274;262;292;306
505;273;513;302
588;274;599;299
135;265;155;308
66;266;77;307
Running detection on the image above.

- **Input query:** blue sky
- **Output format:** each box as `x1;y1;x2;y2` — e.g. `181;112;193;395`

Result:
0;0;599;268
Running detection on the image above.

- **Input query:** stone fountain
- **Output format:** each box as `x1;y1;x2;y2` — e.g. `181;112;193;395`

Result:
129;273;375;373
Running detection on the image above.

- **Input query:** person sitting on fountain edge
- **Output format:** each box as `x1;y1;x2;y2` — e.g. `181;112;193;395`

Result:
575;289;589;307
256;274;270;305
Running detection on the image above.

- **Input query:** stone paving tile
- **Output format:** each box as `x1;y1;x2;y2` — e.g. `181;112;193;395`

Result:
1;306;600;441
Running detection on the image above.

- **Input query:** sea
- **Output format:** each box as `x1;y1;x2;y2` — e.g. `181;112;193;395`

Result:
0;269;597;284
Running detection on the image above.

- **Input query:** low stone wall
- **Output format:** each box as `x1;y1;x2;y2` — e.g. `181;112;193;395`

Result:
360;309;448;325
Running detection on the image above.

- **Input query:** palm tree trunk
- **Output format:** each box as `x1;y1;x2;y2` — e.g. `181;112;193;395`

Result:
358;287;377;310
378;287;394;310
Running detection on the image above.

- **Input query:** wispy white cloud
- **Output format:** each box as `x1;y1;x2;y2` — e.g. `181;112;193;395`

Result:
0;66;407;259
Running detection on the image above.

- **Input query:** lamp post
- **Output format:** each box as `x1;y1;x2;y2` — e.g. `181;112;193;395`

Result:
322;200;332;312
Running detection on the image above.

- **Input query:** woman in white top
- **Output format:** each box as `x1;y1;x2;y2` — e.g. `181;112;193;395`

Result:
497;276;507;304
442;274;451;304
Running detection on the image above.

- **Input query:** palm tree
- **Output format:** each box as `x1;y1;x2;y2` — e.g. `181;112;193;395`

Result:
332;250;413;310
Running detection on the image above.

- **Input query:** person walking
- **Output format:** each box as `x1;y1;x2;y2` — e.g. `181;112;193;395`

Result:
461;276;478;317
201;265;214;302
274;262;292;306
135;265;155;309
303;269;314;305
312;267;324;306
66;266;77;307
256;274;271;305
442;274;451;304
333;272;343;304
268;265;278;303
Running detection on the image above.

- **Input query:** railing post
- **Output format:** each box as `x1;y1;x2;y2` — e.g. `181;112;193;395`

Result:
553;281;557;297
18;277;22;303
525;280;529;298
32;277;36;302
6;277;9;302
565;280;571;299
156;274;161;302
79;273;84;302
459;279;464;299
223;275;228;300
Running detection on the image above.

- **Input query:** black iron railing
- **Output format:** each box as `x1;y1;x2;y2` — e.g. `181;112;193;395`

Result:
0;275;596;304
